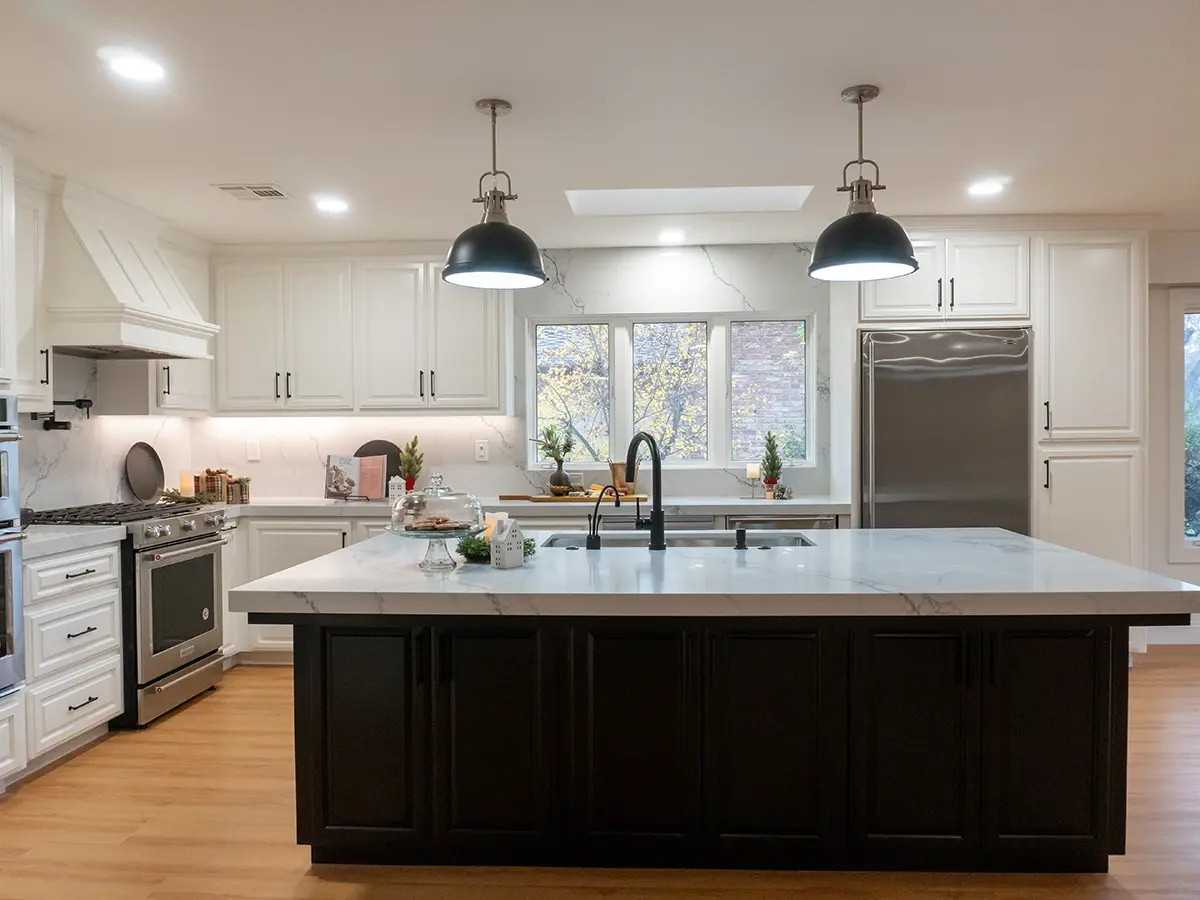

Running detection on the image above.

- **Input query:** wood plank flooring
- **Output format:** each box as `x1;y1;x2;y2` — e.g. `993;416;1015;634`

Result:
2;648;1199;899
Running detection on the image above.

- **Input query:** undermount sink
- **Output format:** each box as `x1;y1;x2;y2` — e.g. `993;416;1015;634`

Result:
540;530;816;549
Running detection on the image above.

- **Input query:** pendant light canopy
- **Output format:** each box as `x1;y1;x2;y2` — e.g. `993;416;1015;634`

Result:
443;99;548;290
809;85;918;283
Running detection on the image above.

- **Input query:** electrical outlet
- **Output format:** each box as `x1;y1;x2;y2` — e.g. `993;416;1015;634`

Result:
474;440;489;462
246;439;261;462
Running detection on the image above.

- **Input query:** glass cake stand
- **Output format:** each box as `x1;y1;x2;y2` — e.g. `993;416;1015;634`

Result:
387;473;485;571
384;524;484;571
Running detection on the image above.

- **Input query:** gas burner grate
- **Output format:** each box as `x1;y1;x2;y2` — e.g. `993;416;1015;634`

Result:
27;500;204;526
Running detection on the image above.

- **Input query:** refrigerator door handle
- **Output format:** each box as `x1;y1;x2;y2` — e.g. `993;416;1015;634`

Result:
864;336;877;528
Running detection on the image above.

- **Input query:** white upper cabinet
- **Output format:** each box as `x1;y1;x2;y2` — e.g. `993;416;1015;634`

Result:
283;261;353;410
352;260;425;410
944;234;1030;319
860;235;1030;322
216;255;510;414
157;246;212;412
216;263;285;410
1035;233;1145;442
0;144;16;387
426;266;501;409
860;241;944;320
13;181;52;412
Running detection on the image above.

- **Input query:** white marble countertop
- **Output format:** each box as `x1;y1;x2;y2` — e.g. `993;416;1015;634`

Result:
22;524;128;560
222;495;850;520
230;527;1200;619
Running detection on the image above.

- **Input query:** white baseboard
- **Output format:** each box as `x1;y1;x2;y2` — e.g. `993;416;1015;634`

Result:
4;723;112;791
1146;625;1200;645
234;648;294;666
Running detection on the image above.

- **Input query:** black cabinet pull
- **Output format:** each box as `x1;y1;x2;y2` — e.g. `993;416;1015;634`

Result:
949;276;955;311
163;365;171;396
66;625;98;640
341;531;346;549
39;348;50;385
419;370;425;399
990;633;1002;686
286;372;292;399
64;567;96;580
68;695;98;712
430;370;435;399
937;277;943;311
1044;459;1050;490
275;372;281;400
414;631;427;685
1043;400;1051;431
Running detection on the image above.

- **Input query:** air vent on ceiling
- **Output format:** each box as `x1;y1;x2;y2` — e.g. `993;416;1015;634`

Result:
213;183;290;201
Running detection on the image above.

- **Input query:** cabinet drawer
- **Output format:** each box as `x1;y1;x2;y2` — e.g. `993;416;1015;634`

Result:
26;544;120;605
25;587;121;680
26;653;122;759
0;688;27;780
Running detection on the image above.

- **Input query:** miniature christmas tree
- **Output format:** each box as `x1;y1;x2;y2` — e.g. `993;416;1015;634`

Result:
761;431;783;484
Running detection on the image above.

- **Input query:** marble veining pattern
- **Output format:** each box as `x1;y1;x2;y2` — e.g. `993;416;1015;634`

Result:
231;527;1200;619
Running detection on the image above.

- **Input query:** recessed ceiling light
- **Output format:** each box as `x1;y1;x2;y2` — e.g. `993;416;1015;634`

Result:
658;229;685;245
97;46;165;83
968;178;1009;197
312;195;350;216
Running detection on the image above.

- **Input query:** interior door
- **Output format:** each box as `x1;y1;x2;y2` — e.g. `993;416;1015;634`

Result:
284;261;354;410
862;329;1031;532
426;269;500;409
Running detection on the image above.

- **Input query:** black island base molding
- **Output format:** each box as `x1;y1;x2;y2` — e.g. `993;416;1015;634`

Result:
277;615;1149;872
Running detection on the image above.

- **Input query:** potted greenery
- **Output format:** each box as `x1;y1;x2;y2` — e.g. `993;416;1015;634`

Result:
399;435;424;491
761;431;783;500
531;422;576;495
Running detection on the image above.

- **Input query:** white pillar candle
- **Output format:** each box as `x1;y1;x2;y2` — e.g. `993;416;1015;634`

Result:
746;463;760;480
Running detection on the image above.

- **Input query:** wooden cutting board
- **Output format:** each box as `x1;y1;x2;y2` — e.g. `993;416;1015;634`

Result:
497;494;648;503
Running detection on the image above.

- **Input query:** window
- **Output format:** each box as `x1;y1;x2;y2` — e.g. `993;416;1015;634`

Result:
632;322;707;461
1169;289;1200;562
1185;311;1200;540
730;320;806;462
528;314;814;469
533;323;610;462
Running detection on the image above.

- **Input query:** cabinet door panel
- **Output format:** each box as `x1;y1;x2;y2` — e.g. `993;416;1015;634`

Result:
859;241;944;321
571;627;700;861
433;627;555;856
1041;236;1143;440
983;628;1111;870
705;628;846;866
322;630;426;840
284;261;354;409
1036;449;1141;566
851;629;980;867
353;261;426;409
14;183;51;410
946;235;1030;319
215;264;284;410
157;248;211;411
427;271;500;409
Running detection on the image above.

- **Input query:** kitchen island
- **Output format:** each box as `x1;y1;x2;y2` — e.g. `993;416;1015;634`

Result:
231;528;1197;873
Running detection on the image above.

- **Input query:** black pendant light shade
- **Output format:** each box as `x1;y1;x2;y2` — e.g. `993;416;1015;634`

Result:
443;220;548;289
808;211;917;282
808;85;918;283
443;99;548;290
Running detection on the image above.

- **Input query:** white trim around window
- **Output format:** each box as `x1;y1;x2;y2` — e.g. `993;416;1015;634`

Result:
524;311;818;472
1168;287;1200;563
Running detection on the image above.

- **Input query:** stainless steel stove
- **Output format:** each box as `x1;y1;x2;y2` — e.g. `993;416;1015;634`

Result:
29;501;229;726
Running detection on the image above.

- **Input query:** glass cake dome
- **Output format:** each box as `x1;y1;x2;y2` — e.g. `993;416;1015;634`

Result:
387;473;484;570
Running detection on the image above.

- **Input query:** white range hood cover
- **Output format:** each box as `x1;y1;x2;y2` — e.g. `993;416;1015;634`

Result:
42;182;218;359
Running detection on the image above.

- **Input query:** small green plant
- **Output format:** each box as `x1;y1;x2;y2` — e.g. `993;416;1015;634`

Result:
400;435;423;480
531;422;576;462
456;534;537;562
761;431;783;482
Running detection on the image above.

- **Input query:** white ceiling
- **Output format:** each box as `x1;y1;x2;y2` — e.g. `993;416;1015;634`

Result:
0;0;1197;248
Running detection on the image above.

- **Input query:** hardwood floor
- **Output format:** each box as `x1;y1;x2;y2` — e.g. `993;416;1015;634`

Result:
2;649;1199;899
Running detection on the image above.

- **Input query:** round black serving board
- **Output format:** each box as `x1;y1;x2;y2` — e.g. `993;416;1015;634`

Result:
355;440;402;484
125;441;165;502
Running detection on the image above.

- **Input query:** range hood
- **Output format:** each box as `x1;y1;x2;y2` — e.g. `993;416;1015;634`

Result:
42;182;218;359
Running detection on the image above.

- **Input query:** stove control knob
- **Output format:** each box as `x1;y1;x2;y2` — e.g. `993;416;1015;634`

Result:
180;519;196;533
203;514;218;527
143;524;162;538
159;525;172;538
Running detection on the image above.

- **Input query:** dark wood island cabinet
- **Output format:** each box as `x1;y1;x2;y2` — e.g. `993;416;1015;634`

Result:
271;613;1170;872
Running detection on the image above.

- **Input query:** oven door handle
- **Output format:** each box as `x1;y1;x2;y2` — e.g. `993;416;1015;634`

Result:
141;537;227;562
0;532;27;545
0;434;22;443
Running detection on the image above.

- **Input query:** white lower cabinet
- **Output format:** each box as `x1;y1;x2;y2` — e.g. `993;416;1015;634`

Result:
24;587;120;680
0;688;27;782
221;525;247;658
25;651;122;759
350;519;390;544
1035;447;1143;566
245;519;351;653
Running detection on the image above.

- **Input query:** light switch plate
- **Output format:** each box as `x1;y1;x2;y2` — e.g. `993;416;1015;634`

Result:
474;440;489;462
246;439;261;462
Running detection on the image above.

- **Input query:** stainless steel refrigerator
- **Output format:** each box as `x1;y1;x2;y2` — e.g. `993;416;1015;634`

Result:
860;328;1031;533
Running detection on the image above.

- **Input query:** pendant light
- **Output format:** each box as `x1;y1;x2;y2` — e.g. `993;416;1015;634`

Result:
442;99;548;290
809;85;918;282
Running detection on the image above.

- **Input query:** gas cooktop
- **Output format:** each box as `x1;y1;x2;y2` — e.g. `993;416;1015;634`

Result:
27;501;205;526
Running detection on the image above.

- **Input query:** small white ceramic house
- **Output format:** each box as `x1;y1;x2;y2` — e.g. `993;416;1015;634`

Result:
491;519;526;569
